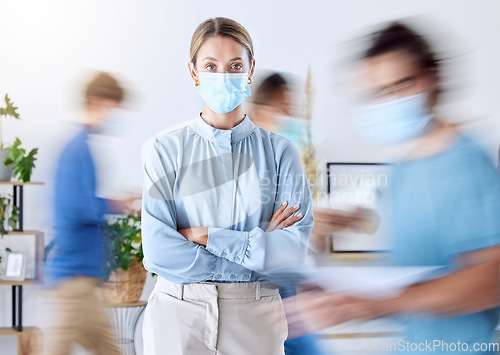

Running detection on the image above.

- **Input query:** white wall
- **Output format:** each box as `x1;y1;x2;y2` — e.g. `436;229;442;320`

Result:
0;0;499;353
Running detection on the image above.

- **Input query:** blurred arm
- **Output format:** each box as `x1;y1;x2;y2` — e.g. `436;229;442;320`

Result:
381;245;500;316
283;246;500;333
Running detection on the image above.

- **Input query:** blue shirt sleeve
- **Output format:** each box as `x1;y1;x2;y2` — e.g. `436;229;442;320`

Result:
141;138;217;284
206;140;314;273
56;140;110;226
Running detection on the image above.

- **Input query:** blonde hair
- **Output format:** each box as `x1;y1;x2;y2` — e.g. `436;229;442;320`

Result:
190;17;254;65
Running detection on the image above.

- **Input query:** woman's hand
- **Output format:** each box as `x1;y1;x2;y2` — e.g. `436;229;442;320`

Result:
178;227;209;246
107;195;142;215
312;207;380;236
179;200;303;245
280;290;386;337
265;201;303;232
257;287;387;339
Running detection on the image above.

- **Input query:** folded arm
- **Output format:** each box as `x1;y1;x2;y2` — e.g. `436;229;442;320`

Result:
141;138;217;284
180;140;314;273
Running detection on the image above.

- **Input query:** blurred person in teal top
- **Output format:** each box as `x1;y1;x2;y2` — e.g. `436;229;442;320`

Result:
282;22;500;355
250;72;324;355
250;72;309;150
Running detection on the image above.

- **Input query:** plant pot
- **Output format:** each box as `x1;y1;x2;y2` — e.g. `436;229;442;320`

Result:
100;259;147;304
0;149;13;181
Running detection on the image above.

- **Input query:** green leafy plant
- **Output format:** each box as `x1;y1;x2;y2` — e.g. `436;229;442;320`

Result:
4;138;38;182
0;95;20;148
102;210;143;280
0;195;19;236
0;247;12;266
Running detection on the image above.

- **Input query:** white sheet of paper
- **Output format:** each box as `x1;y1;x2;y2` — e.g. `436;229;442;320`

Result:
299;266;444;299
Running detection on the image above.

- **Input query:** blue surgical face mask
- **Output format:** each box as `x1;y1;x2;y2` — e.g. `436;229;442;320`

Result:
197;72;251;114
97;108;133;136
353;93;435;145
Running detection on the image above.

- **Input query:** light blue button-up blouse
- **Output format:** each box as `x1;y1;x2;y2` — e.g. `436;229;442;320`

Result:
141;115;313;285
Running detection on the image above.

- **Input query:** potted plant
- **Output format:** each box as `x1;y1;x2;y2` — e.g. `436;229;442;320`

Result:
0;195;20;237
0;95;19;181
4;138;38;182
0;95;38;182
100;210;147;304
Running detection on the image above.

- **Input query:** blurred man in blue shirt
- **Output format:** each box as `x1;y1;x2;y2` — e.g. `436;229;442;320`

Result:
46;72;136;355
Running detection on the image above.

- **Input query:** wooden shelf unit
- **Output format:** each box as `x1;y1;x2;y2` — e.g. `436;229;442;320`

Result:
0;230;44;286
0;182;45;347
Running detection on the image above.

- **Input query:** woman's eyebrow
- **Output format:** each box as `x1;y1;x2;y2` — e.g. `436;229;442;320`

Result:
229;57;243;61
202;56;218;62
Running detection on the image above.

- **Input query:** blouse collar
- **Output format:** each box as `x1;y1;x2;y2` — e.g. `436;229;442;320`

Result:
190;114;258;145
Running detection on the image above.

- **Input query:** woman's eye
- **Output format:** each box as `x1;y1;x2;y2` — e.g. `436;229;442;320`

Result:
231;63;243;70
205;64;216;71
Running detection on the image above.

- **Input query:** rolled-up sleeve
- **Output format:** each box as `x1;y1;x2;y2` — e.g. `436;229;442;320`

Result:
206;140;314;273
141;138;217;284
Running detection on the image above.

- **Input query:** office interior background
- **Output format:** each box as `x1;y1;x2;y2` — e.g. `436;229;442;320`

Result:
0;0;499;354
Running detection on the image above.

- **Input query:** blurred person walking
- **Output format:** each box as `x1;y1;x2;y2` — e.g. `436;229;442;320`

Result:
45;72;137;355
284;22;500;355
250;72;372;355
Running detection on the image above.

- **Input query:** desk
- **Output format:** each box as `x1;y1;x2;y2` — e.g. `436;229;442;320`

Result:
315;251;401;353
320;251;390;265
105;301;147;355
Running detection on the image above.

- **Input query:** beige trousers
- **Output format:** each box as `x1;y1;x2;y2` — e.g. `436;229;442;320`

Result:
42;276;120;355
143;277;288;355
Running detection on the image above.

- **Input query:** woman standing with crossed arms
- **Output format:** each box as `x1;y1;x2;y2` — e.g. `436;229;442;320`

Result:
141;17;314;354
